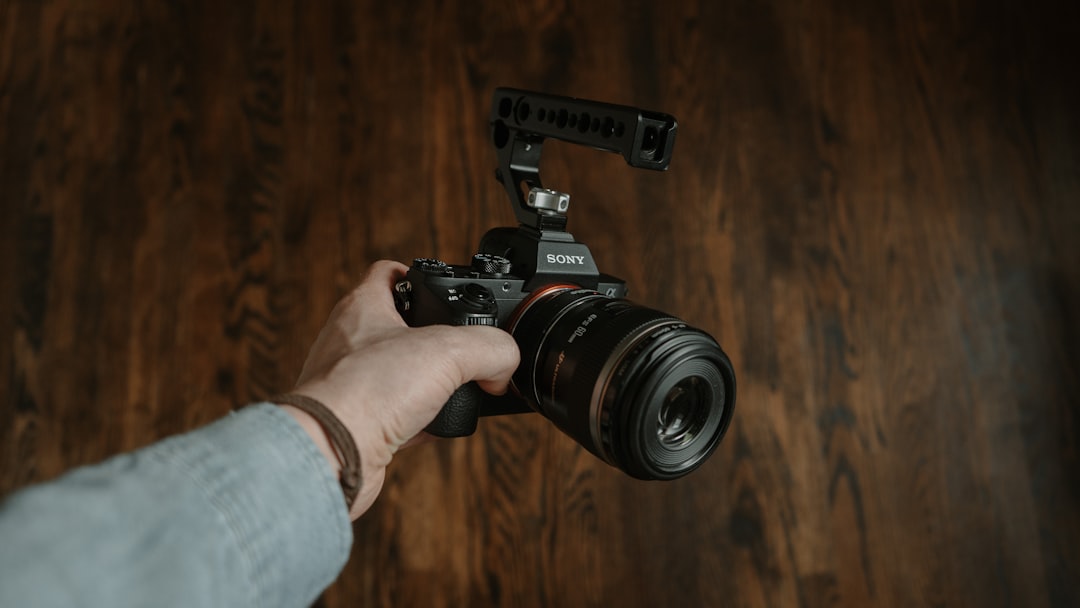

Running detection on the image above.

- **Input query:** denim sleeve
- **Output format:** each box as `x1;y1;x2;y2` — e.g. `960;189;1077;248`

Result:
0;403;353;608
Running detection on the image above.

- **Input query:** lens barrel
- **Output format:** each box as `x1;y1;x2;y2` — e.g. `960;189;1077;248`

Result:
509;287;735;480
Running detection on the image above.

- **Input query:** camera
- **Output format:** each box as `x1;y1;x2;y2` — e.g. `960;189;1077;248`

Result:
393;88;736;480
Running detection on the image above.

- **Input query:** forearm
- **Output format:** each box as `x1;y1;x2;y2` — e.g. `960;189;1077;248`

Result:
0;404;352;608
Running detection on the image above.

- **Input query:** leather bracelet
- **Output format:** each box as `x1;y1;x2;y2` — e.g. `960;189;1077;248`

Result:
269;393;361;509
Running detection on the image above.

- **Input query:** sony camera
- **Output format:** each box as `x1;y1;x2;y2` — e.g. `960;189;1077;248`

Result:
393;88;736;480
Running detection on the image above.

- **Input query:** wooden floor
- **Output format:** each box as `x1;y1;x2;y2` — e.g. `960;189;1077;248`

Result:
2;1;1078;606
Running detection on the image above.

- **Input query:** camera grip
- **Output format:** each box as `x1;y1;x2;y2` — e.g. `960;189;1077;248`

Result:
425;381;483;437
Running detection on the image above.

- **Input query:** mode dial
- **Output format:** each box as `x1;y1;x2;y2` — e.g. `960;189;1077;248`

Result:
471;253;512;276
413;258;449;274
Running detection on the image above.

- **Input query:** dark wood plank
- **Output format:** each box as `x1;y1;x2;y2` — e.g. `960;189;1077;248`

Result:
2;1;1078;606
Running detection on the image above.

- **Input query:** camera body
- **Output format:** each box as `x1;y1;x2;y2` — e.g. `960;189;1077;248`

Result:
394;233;626;437
393;89;735;480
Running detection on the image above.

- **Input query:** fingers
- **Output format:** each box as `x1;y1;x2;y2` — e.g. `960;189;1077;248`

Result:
431;324;521;395
361;259;410;286
392;325;519;454
353;259;521;393
337;260;410;328
357;260;409;304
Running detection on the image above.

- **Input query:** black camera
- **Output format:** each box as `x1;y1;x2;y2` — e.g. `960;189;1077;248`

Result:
393;88;736;480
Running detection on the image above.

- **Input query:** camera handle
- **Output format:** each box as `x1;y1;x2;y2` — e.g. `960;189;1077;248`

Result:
490;88;677;231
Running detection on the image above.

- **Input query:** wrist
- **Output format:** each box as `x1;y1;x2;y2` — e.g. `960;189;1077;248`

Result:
279;404;342;478
270;394;362;512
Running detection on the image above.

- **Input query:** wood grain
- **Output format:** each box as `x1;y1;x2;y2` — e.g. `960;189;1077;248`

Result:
2;1;1078;606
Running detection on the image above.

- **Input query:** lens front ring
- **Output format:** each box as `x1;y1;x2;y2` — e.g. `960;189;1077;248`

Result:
587;317;685;465
619;345;731;478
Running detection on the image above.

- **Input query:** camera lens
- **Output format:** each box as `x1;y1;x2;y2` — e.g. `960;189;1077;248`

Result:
508;287;735;480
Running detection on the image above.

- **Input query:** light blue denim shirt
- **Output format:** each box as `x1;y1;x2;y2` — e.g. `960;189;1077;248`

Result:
0;403;353;607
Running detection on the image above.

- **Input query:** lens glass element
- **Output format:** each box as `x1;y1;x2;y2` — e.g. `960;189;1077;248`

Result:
658;376;710;447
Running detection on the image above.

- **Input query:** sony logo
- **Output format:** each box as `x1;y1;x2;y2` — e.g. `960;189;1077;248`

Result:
546;254;587;265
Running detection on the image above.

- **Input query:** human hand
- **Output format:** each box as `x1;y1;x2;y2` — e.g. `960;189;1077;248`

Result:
279;260;520;519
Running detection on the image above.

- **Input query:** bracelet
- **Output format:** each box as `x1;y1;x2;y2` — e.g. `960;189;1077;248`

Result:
269;393;361;509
